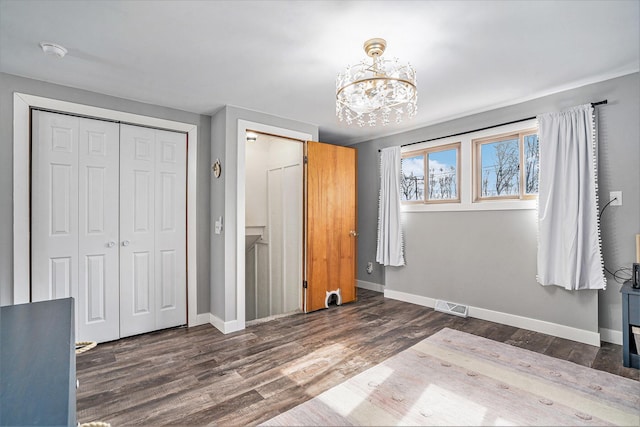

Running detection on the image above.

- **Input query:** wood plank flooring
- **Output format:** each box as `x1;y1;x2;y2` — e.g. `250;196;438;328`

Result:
76;289;639;426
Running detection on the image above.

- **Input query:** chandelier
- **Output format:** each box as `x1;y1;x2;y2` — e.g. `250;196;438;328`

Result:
336;38;417;127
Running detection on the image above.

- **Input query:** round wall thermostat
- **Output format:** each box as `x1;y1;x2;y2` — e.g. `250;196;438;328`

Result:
213;159;222;178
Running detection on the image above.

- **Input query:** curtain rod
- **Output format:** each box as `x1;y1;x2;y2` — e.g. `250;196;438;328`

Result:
378;100;607;152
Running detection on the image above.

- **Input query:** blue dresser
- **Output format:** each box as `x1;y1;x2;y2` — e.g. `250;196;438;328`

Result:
621;282;640;369
0;298;76;426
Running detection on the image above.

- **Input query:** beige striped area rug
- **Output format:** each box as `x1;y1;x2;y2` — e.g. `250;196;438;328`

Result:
263;328;640;426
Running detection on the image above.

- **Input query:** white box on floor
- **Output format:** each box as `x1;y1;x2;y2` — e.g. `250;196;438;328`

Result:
632;325;640;350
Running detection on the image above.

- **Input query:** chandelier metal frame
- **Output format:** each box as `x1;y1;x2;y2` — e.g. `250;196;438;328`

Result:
336;38;417;127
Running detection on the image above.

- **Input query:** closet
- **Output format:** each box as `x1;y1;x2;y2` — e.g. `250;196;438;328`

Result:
245;134;303;321
31;110;187;343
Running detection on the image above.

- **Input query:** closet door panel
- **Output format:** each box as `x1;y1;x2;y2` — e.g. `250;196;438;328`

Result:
283;164;302;313
120;125;156;337
78;117;120;343
31;111;79;303
268;168;283;316
154;130;187;329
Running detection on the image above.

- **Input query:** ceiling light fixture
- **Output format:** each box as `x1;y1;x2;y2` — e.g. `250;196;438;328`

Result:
39;42;67;58
336;38;417;127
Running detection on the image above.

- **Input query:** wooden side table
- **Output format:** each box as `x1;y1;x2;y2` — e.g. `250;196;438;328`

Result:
621;281;640;369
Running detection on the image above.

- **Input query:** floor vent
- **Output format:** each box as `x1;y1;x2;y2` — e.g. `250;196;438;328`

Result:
434;300;469;318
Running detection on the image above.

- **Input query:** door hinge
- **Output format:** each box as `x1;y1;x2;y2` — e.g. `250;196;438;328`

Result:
303;280;308;289
303;155;308;164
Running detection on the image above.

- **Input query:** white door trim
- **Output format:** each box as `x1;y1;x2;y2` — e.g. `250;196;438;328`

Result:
13;92;199;327
236;120;311;330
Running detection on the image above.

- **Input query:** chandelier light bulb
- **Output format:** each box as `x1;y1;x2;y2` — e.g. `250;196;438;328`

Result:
336;38;417;127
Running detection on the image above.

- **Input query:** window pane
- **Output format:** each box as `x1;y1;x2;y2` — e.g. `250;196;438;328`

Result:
524;134;539;194
401;154;424;201
480;138;520;197
427;149;457;200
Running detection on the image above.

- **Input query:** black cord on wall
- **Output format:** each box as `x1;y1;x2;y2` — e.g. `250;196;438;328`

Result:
599;198;633;284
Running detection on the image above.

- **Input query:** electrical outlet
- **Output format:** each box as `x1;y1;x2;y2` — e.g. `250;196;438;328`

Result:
610;191;622;206
366;262;373;274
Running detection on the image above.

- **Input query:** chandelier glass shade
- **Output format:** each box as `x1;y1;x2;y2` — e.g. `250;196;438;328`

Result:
336;38;417;127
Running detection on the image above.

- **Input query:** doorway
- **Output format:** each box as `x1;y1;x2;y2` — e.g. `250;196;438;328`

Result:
30;110;188;343
244;131;303;321
235;120;357;329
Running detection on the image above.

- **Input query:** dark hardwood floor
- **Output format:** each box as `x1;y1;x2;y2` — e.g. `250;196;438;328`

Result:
76;289;639;426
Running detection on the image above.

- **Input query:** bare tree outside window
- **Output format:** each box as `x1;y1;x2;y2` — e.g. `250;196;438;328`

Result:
476;130;539;201
401;145;459;203
401;172;424;200
524;134;539;194
401;171;416;200
480;138;520;197
400;155;424;201
430;166;456;199
428;147;458;201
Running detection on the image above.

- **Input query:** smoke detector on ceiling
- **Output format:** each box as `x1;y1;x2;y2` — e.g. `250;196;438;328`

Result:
39;42;67;58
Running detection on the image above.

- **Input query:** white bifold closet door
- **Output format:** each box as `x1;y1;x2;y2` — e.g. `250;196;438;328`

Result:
32;111;120;342
31;111;187;343
119;124;187;337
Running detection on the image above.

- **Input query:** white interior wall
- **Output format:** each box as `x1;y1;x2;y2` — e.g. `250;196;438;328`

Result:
245;139;269;228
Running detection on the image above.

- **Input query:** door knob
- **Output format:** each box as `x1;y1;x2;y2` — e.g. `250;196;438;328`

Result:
107;241;116;248
122;240;130;247
349;230;359;237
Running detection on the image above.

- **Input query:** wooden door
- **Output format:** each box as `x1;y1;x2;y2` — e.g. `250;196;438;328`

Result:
304;141;357;313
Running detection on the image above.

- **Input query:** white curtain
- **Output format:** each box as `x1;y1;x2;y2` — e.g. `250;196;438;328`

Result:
537;104;606;290
376;146;405;266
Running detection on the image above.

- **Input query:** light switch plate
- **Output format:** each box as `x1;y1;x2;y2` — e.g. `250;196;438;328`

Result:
214;216;223;234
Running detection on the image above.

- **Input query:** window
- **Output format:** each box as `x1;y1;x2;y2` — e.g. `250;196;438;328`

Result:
401;142;460;203
473;129;538;201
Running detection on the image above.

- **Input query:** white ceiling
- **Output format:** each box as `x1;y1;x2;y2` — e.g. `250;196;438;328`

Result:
1;0;638;145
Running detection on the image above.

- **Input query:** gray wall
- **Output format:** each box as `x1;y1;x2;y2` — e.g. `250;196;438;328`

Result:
210;108;227;319
352;72;639;334
210;105;318;322
0;72;212;314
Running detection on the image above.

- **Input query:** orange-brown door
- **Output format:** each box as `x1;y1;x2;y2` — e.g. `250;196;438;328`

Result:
304;141;357;313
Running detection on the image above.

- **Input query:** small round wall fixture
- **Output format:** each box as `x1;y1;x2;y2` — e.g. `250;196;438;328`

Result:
212;159;222;178
39;42;68;58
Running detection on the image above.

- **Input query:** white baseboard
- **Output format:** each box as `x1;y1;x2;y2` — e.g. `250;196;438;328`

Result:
190;313;211;327
357;280;384;293
599;327;622;345
384;289;436;308
209;314;244;334
384;289;601;347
